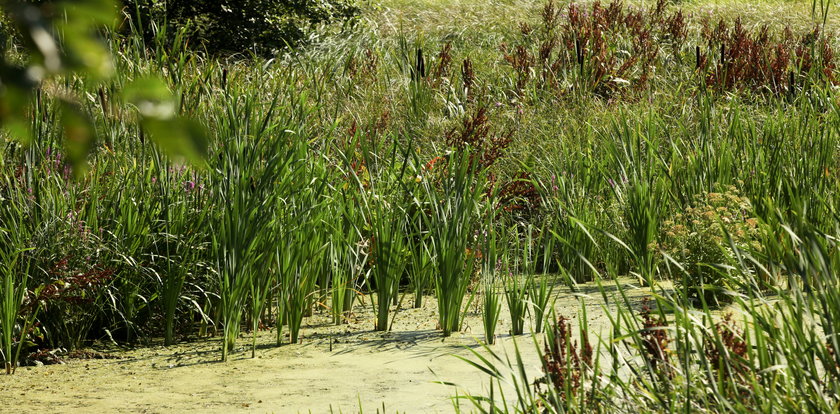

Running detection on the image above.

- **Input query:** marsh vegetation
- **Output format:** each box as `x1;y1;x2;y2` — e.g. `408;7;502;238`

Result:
1;0;839;412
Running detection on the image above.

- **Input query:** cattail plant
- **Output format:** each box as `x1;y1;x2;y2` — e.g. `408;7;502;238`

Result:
406;214;433;309
480;205;503;345
398;36;433;122
327;197;366;325
482;269;503;345
153;154;210;346
209;91;298;360
349;136;413;331
505;270;528;337
0;248;29;375
276;154;331;345
278;216;325;345
0;172;31;374
505;224;535;336
609;121;667;286
423;149;486;336
528;275;554;334
367;200;409;331
622;179;665;286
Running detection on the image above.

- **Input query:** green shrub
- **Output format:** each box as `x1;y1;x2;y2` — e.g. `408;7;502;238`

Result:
122;0;360;56
660;185;761;306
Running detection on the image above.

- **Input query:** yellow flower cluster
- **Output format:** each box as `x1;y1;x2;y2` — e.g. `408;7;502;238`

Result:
659;186;762;303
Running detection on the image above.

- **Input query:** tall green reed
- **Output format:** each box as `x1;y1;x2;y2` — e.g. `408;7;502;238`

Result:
504;275;528;337
156;156;210;345
345;136;413;331
0;171;35;374
609;119;667;286
0;250;29;375
0;248;29;375
424;149;486;336
277;205;328;345
328;193;366;325
368;201;408;331
406;205;433;309
480;207;503;345
210;88;298;360
504;227;529;337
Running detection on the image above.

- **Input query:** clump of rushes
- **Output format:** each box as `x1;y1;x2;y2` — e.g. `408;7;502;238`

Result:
210;92;297;360
279;215;325;345
0;177;31;374
505;225;530;336
406;213;432;309
0;249;29;374
277;155;330;345
327;194;365;325
351;137;412;331
529;275;554;334
505;272;528;336
480;211;503;344
367;199;408;331
610;123;666;286
212;164;263;360
623;179;664;286
423;149;486;336
482;271;502;344
528;224;555;333
156;157;210;346
538;155;605;284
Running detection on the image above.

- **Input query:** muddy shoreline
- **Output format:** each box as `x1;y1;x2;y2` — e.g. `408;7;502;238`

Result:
2;278;658;413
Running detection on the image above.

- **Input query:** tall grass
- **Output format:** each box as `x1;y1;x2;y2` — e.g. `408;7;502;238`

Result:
0;249;28;375
424;150;486;336
210;86;298;359
407;203;433;309
1;3;838;404
276;150;330;345
481;207;503;345
610;120;667;287
354;139;412;331
458;217;840;412
328;194;366;325
0;168;35;374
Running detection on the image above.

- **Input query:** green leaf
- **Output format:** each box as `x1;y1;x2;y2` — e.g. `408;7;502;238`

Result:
2;118;31;145
59;99;96;178
124;76;209;166
60;0;117;27
61;30;114;79
0;65;36;143
9;0;116;76
142;117;208;168
56;0;117;78
0;85;33;144
124;76;177;119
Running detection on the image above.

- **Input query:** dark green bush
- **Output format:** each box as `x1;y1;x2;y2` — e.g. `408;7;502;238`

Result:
122;0;360;56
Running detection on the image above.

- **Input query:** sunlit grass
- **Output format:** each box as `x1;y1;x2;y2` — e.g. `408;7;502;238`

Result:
1;0;839;412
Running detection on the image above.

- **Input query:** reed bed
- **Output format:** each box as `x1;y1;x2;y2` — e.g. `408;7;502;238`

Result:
1;0;839;412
